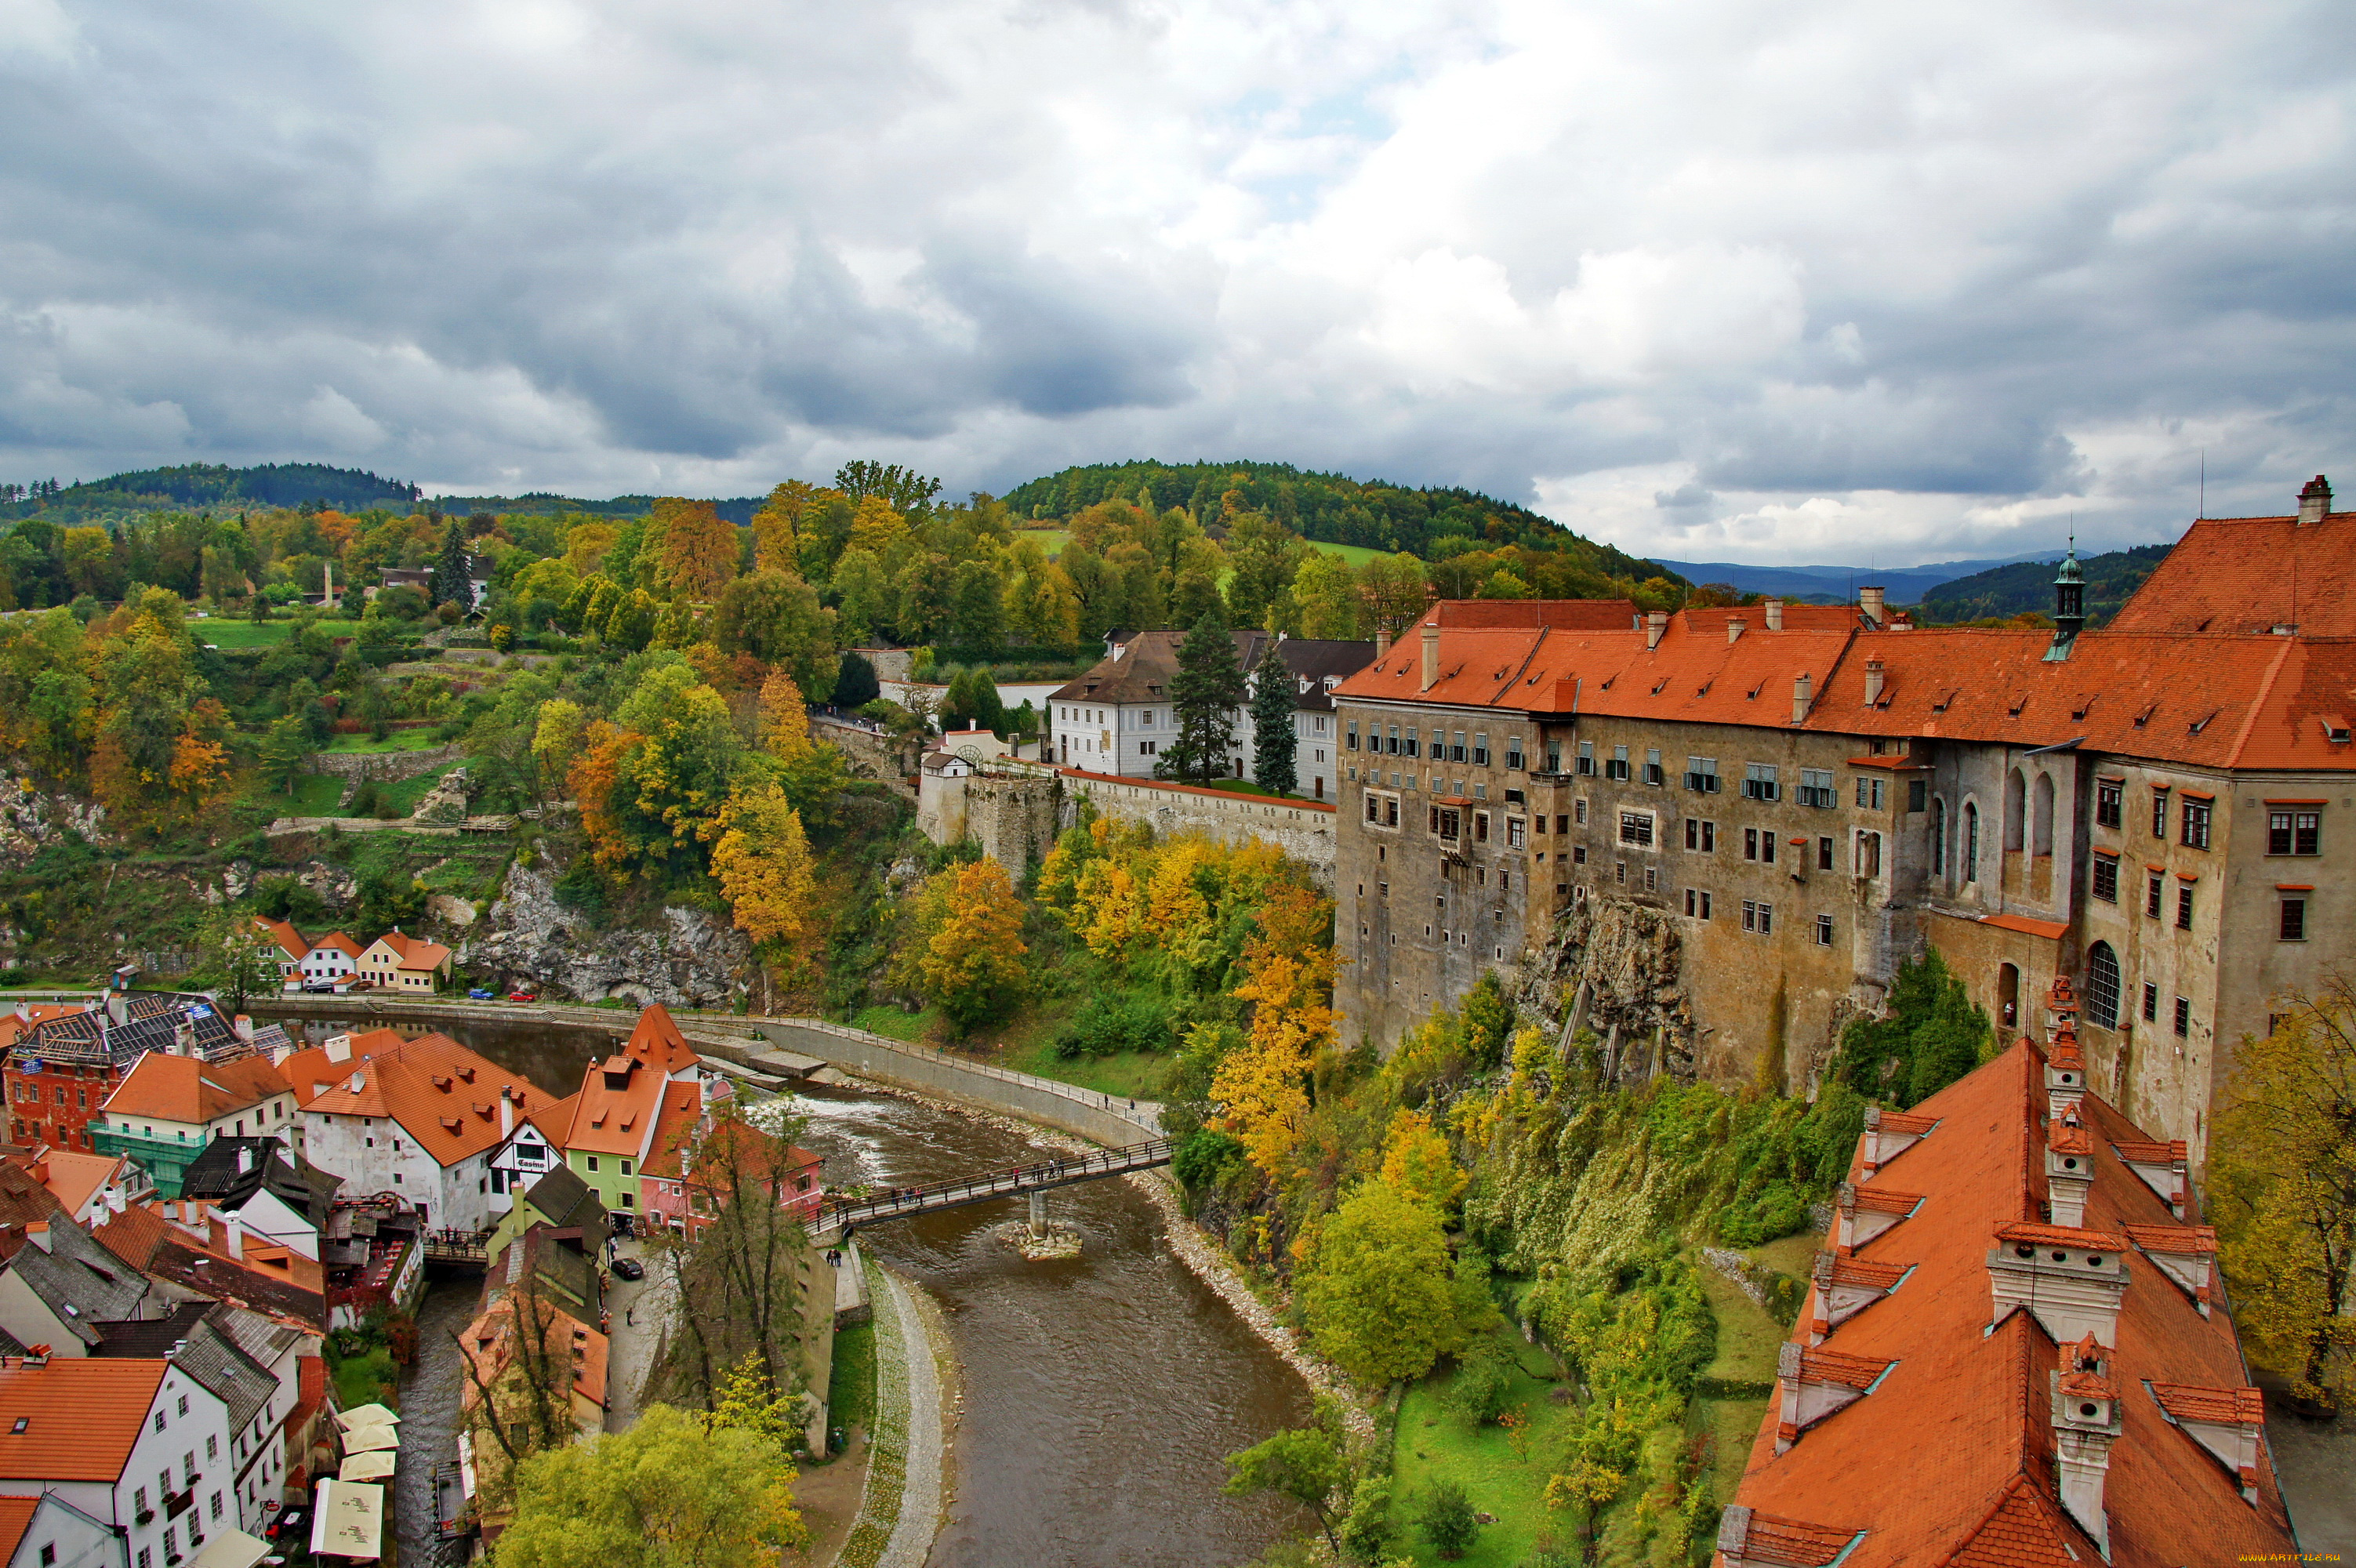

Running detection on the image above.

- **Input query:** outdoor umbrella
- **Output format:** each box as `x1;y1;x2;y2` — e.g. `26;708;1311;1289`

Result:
341;1423;400;1454
339;1450;398;1482
336;1403;400;1429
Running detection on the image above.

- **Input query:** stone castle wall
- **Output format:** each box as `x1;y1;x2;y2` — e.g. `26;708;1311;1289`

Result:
1058;771;1338;887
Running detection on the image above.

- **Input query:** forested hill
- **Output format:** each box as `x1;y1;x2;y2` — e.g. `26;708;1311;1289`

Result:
2;463;422;523
1919;543;2170;625
1003;459;1665;580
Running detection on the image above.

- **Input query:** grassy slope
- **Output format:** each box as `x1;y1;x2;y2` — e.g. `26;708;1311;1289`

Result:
1389;1325;1576;1566
322;730;444;753
826;1317;877;1439
193;619;296;648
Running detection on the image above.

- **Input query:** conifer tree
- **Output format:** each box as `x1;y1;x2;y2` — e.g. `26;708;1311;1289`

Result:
1158;608;1245;784
430;519;474;612
1249;642;1297;795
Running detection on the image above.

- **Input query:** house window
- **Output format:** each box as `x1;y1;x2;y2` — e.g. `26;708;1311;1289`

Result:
1506;817;1526;848
1506;737;1524;770
1741;900;1773;935
1577;741;1595;775
1853;833;1880;877
2146;873;2163;918
1618;812;1654;848
1435;807;1461;841
1684;819;1715;852
1644;749;1664;786
1472;734;1490;767
1545;741;1563;772
2176;884;2194;930
2096;780;2122;828
1933;798;1952;873
2086;942;2122;1028
1819;836;1836;872
2151;788;2169;837
1815;913;1834;947
1346;720;1359;750
1743;763;1780;801
1574;800;1588;826
587;1156;601;1172
621;1160;633;1175
1686;757;1719;792
2268;810;2322;855
1742;827;1777;865
2173;996;2191;1037
1684;888;1712;920
1606;745;1630;781
1964;801;1980;881
1474;811;1490;843
2180;798;2211;849
2091;855;2118;902
2281;898;2307;942
1855;775;1886;810
1797;769;1835;808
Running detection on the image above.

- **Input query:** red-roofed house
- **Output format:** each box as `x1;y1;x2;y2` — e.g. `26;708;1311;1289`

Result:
638;1086;818;1239
5;1145;147;1226
1334;475;2356;1160
354;930;452;994
251;917;310;988
0;1491;118;1568
0;1355;235;1568
554;1004;720;1219
89;1054;296;1198
1717;1033;2297;1567
296;933;364;989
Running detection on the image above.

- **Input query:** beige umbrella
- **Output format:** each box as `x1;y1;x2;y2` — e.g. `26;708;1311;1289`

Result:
336;1403;400;1430
341;1423;400;1454
339;1450;398;1482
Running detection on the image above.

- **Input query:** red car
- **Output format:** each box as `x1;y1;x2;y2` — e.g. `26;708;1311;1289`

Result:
506;990;539;1003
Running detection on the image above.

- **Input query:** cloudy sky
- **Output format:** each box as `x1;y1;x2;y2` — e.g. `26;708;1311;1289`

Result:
2;0;2351;564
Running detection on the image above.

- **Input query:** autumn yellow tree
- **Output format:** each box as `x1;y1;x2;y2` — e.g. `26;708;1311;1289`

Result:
1211;942;1338;1180
532;699;588;786
1379;1108;1467;1211
895;859;1029;1031
568;720;645;869
653;499;742;601
2213;981;2356;1410
757;671;813;763
750;481;815;575
563;521;621;578
706;780;820;988
846;495;909;557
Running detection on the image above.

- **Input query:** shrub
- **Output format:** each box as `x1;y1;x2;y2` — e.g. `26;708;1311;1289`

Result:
1418;1481;1480;1559
1447;1343;1517;1426
1054;991;1172;1058
1172;1128;1246;1194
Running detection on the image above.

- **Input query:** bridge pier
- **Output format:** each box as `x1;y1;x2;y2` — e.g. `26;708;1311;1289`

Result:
1027;1190;1047;1239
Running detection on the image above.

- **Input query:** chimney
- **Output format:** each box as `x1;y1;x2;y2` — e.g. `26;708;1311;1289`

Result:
1374;626;1391;659
2051;1335;2122;1553
23;1221;49;1254
500;1090;516;1137
1988;1220;2129;1345
2046;1106;2096;1229
1726;616;1746;644
1645;611;1667;651
1863;659;1885;706
1763;598;1784;631
1859;586;1886;626
1420;624;1440;692
237;1145;254;1175
234;1014;253;1041
2045;1021;2087;1120
1792;672;1813;725
2298;474;2332;525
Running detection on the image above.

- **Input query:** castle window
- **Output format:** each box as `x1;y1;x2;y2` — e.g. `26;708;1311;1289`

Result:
1743;763;1780;801
1606;745;1629;781
2095;779;2122;828
1686;757;1719;792
2085;942;2121;1029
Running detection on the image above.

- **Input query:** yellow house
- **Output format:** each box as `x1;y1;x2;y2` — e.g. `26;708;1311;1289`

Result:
356;929;452;993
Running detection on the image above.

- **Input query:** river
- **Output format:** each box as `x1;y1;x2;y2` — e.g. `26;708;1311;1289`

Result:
354;1016;1314;1568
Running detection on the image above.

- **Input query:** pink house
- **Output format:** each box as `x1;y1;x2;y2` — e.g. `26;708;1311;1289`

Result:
639;1086;822;1239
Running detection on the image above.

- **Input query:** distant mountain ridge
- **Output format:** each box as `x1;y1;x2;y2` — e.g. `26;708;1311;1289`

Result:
1919;544;2171;626
1646;552;2067;606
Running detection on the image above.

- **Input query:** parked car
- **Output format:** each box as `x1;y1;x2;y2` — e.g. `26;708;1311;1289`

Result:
300;979;338;994
467;987;496;1000
506;990;538;1003
611;1257;644;1282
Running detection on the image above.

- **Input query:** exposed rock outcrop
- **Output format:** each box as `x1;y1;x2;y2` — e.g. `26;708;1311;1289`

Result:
462;857;751;1008
0;778;109;862
1514;897;1697;1083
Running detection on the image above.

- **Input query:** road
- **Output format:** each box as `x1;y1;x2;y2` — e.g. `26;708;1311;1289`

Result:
599;1235;673;1432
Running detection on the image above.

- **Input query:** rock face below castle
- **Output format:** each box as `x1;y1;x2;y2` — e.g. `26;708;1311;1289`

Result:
462;857;750;1008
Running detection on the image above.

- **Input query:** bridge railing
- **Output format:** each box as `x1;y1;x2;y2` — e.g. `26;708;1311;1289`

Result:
768;1016;1165;1132
821;1136;1176;1231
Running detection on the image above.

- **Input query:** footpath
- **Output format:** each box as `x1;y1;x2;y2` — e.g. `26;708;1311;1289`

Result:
832;1257;947;1568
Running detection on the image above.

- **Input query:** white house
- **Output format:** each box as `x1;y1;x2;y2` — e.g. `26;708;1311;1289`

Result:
89;1054;299;1199
295;935;364;989
176;1138;336;1262
485;1098;576;1218
0;1490;121;1568
285;1030;550;1236
0;1354;237;1568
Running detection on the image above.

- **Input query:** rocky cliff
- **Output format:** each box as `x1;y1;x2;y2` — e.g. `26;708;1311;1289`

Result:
461;855;751;1008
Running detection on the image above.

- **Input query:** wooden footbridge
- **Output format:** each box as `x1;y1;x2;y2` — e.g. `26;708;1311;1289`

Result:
819;1137;1176;1238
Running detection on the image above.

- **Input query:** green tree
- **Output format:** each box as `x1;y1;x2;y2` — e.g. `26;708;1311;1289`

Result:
1417;1480;1480;1559
713;572;839;700
258;715;312;796
1290;550;1361;640
834;651;880;709
1297;1180;1463;1384
942;666;1006;736
1157;608;1246;785
201;911;281;1014
489;1404;805;1568
1338;1476;1394;1564
1831;950;1991;1106
1249;642;1297;796
949;558;1007;652
2213;979;2356;1410
604;588;659;652
1223;1425;1346;1553
429;519;474;612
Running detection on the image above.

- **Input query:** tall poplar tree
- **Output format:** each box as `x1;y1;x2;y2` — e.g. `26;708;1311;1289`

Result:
1249;643;1298;795
1158;609;1245;784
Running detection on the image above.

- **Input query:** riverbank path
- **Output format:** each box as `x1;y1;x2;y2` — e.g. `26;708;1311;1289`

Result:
819;1137;1175;1238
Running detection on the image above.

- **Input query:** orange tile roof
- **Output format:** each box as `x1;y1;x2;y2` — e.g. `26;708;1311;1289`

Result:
646;1083;704;1178
2148;1383;2265;1425
1428;598;1637;630
100;1051;290;1124
0;1357;167;1480
25;1149;129;1217
0;1497;32;1563
2107;509;2356;636
460;1296;608;1413
1725;1040;2298;1568
366;930;452;971
285;1031;543;1168
252;916;310;960
560;1007;702;1159
308;931;366;960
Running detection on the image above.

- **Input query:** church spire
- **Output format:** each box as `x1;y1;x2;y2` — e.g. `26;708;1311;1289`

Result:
2044;535;2085;662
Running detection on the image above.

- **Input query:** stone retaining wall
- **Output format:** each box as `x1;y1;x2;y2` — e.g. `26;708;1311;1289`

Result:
1058;771;1338;886
303;743;460;783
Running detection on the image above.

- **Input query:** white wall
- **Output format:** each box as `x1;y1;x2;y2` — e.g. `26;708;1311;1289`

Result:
299;1112;494;1232
3;1494;118;1568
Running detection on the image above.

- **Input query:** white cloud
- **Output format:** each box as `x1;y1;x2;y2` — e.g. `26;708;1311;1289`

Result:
0;0;2351;563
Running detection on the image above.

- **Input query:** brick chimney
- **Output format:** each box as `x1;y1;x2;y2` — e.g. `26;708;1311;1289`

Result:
1763;598;1784;631
1420;624;1440;693
1792;672;1813;725
2051;1334;2122;1552
1374;626;1391;659
1988;1221;2129;1344
2046;1106;2096;1228
1726;616;1747;644
2298;474;2332;525
1863;659;1885;706
1645;612;1667;651
1859;586;1886;626
2045;1023;2087;1120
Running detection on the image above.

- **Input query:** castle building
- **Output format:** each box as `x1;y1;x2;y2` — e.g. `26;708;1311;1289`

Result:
1332;480;2356;1163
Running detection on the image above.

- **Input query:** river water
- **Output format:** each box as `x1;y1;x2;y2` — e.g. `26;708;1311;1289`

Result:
354;1015;1314;1568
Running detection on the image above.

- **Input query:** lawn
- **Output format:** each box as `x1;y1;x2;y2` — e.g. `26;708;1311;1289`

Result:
997;1041;1171;1102
847;1000;1171;1102
1387;1325;1581;1566
826;1316;877;1441
194;619;296;649
249;773;346;816
323;729;445;754
1303;540;1392;568
375;762;459;817
1690;1249;1794;1499
850;1004;934;1043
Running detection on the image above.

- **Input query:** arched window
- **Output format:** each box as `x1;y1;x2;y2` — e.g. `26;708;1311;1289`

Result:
2032;773;2055;856
1931;797;1948;876
2004;769;2027;851
2085;942;2122;1029
1964;801;1980;882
